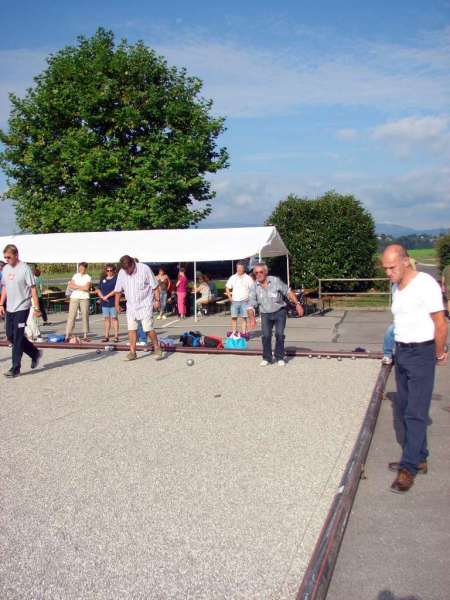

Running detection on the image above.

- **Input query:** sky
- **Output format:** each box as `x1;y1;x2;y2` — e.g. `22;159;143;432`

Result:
1;0;450;234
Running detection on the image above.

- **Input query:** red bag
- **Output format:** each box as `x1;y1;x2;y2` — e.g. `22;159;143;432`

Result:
202;335;223;349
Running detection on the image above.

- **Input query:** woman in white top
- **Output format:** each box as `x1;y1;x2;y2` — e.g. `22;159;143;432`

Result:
65;262;92;342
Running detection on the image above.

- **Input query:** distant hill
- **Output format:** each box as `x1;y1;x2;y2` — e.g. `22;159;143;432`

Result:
376;223;450;236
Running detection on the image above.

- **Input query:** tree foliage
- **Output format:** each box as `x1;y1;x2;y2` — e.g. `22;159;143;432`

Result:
267;190;377;288
0;28;229;232
436;234;450;271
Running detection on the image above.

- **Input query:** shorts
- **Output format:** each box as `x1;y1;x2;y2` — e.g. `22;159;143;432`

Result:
127;314;154;332
102;306;117;318
231;300;249;318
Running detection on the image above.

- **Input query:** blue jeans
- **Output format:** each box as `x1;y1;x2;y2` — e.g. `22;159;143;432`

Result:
160;290;168;313
383;323;395;357
261;308;287;362
137;320;147;343
395;342;436;475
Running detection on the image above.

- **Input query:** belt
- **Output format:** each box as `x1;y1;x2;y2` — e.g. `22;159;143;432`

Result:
396;339;434;348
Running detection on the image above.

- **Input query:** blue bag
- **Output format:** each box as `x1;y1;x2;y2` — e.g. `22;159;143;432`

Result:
224;336;247;350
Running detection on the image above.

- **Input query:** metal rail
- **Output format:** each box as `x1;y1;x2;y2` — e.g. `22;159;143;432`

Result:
0;340;383;360
296;364;392;600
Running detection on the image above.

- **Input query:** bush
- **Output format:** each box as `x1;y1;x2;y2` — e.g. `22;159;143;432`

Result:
436;234;450;271
267;190;377;289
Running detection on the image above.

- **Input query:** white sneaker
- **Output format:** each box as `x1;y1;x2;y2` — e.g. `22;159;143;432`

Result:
162;315;167;320
381;356;393;365
259;360;270;367
136;341;147;346
36;337;44;343
156;315;161;320
277;360;286;367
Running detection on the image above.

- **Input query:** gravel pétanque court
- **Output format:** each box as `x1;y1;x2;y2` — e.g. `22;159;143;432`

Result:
1;343;380;599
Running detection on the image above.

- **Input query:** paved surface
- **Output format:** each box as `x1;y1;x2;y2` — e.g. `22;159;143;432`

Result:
0;308;393;354
0;348;379;599
328;346;450;599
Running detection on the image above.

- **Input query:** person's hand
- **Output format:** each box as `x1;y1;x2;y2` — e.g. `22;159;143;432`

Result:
295;303;304;317
0;305;5;318
437;352;448;365
247;313;257;330
33;308;41;318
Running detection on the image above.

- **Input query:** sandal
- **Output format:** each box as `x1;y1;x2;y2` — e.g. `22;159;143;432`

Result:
82;337;91;343
113;337;119;343
101;337;109;342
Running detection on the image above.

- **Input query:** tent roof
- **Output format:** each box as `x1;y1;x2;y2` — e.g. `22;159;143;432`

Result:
0;227;288;264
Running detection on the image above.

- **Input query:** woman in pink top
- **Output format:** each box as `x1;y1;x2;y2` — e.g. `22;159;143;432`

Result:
176;267;188;318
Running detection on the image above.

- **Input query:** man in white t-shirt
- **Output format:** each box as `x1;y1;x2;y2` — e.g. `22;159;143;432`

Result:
225;261;254;336
382;245;448;493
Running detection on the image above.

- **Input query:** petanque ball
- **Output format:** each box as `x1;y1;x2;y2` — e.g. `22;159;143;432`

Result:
96;349;102;354
337;356;342;361
186;358;194;366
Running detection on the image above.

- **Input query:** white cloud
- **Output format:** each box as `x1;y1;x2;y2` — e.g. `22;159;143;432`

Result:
202;166;450;230
371;115;450;158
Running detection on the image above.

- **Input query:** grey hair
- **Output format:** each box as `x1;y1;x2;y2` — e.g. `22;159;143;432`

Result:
253;262;269;273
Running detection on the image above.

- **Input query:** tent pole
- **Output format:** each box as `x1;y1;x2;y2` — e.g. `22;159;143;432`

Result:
231;259;234;275
258;252;261;262
194;261;197;322
286;255;290;287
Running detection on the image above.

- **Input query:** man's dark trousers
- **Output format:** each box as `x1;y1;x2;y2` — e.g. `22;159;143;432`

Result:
261;308;287;362
5;309;39;373
395;341;436;475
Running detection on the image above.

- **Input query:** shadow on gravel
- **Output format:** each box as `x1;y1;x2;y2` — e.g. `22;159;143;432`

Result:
20;350;114;376
378;590;422;600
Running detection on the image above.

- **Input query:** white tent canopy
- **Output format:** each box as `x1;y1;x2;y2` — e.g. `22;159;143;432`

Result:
0;226;289;264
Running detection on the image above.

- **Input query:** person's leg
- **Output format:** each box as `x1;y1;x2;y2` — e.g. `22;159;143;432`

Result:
383;323;395;358
127;315;138;353
112;316;119;339
80;299;89;338
104;316;111;339
159;291;167;317
274;308;287;361
38;297;48;323
399;344;436;475
178;292;186;317
143;315;162;358
261;312;274;362
11;309;38;372
65;298;79;338
240;302;248;335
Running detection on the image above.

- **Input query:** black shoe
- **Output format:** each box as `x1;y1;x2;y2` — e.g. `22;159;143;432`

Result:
5;368;20;378
31;350;43;370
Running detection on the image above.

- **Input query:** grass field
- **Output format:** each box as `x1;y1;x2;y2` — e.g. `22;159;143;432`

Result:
407;248;437;262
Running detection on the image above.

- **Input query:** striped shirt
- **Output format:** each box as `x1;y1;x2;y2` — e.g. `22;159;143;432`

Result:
114;262;158;320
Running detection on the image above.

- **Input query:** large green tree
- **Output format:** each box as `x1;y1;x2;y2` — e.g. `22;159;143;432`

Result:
267;190;377;288
436;233;450;271
0;28;229;232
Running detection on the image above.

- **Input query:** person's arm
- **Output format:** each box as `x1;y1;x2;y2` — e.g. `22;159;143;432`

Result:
30;285;41;317
114;273;124;312
0;286;7;317
247;284;258;328
431;311;448;364
287;289;304;317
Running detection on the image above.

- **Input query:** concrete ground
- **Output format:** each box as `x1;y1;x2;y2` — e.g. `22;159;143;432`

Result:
0;307;393;354
0;347;379;599
328;347;450;599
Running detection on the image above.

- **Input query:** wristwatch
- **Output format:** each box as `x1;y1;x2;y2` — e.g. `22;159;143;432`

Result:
437;344;448;360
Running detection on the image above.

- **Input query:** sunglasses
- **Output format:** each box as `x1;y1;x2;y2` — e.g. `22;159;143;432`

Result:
106;269;114;272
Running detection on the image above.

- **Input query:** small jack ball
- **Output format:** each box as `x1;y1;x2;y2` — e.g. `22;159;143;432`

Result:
352;356;356;360
186;359;194;366
337;356;342;361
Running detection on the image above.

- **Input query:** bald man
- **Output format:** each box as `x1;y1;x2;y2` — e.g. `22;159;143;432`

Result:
382;245;448;493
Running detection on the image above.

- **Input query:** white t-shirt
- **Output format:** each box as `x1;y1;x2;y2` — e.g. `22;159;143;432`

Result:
226;273;254;302
70;273;92;300
392;272;444;343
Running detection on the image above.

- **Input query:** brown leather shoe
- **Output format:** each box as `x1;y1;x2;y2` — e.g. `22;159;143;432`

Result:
391;469;415;493
388;461;428;474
